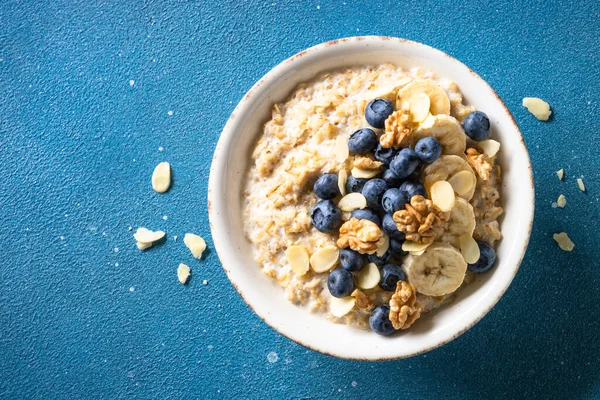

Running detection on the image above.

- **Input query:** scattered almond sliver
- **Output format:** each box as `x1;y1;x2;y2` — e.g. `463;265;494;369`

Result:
430;180;456;212
334;135;349;163
285;245;310;276
522;97;551;121
330;296;356;318
152;162;171;193
134;227;166;249
184;233;207;259
177;263;191;284
556;169;564;181
577;178;586;192
309;247;339;273
338;169;348;196
402;241;432;255
136;241;153;251
338;192;367;212
459;234;480;264
478;139;501;158
553;232;574;251
375;233;390;257
356;262;380;289
351;167;380;179
557;194;566;208
447;170;475;196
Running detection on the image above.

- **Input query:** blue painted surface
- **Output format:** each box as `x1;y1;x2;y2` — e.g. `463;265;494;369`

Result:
1;0;599;398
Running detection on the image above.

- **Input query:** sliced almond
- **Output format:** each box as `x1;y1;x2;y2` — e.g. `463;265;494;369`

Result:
136;241;152;250
407;93;430;123
577;178;586;192
285;245;310;276
402;241;432;255
557;194;566;208
338;169;348;196
134;227;165;244
478;139;501;158
553;232;574;251
356;262;380;289
177;263;191;284
522;97;551;121
338;192;367;212
309;247;339;273
376;233;390;257
334;135;350;163
351;167;380;179
447;170;476;196
430;180;456;212
556;169;564;181
152;162;171;193
184;233;207;259
459;234;480;264
330;296;356;318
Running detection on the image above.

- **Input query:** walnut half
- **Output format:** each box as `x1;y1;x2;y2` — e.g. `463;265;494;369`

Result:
380;107;413;148
393;195;445;244
466;148;493;181
336;218;382;254
389;281;421;330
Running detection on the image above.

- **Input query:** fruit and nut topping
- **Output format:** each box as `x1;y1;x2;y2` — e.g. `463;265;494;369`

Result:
393;195;445;244
389;281;421;330
337;218;382;254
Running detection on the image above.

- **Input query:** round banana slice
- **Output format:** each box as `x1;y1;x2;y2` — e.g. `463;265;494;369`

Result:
441;197;476;247
413;115;466;156
396;80;451;116
403;243;467;296
422;155;477;200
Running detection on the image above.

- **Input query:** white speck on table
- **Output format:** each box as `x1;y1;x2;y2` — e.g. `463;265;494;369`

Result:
207;345;213;351
60;236;65;240
167;110;173;116
351;381;357;387
158;146;164;152
202;280;208;285
129;287;135;292
267;351;279;363
114;247;119;253
162;215;168;221
129;79;135;86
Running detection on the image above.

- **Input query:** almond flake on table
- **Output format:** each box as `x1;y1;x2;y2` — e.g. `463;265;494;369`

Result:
177;263;191;284
557;194;566;208
522;97;552;121
553;232;574;251
556;169;564;181
184;233;207;259
577;178;586;192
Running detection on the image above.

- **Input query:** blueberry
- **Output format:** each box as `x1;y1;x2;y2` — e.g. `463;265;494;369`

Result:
389;238;407;256
390;148;420;179
369;305;396;336
382;188;409;214
365;98;394;129
362;179;388;210
367;249;391;266
346;175;368;193
340;249;367;272
313;173;340;199
374;144;398;167
327;268;355;298
414;137;442;164
379;264;406;291
399;180;427;200
351;208;381;226
382;213;405;241
468;240;497;273
463;111;490;141
310;200;342;233
382;169;404;188
348;128;378;155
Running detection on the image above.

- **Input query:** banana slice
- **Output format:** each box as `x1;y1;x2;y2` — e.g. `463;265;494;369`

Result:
440;197;476;247
397;80;451;116
403;243;467;296
422;155;477;200
413;115;466;156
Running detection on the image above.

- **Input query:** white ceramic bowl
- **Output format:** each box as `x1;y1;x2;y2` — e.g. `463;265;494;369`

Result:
208;36;534;360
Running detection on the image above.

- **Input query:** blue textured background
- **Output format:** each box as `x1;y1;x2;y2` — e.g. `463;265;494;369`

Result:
1;0;599;398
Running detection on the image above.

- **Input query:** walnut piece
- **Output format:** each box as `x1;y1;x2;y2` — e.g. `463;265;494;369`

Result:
354;156;383;171
380;108;413;148
466;148;493;181
337;217;382;254
351;289;372;310
389;281;421;330
393;195;445;244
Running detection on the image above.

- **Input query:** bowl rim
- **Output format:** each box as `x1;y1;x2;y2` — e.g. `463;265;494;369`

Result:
208;36;535;361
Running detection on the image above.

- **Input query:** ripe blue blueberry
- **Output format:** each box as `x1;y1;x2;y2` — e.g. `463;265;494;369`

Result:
327;268;355;298
414;137;442;164
310;200;342;233
348;128;378;155
365;98;394;129
346;175;368;193
339;249;367;272
374;144;398;167
463;111;490;141
351;208;381;226
361;179;388;210
367;249;391;266
379;264;406;291
468;240;497;272
390;148;420;179
313;173;340;199
389;238;407;256
382;213;405;241
369;305;396;336
399;180;427;200
382;188;409;214
382;169;403;188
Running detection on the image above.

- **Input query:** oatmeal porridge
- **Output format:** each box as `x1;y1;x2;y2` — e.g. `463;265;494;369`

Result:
242;64;503;335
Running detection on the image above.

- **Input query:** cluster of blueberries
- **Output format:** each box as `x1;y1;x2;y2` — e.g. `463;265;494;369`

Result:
308;98;495;335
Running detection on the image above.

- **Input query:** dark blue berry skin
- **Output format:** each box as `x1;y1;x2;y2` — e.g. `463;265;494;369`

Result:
414;137;442;164
327;268;355;298
399;180;427;200
382;169;404;188
365;98;395;129
310;200;342;233
339;249;367;272
382;213;406;241
468;240;497;272
370;305;396;336
463;111;491;141
382;188;409;214
379;264;406;291
346;175;368;193
313;174;340;199
362;179;388;210
390;148;420;179
374;144;398;167
351;208;381;226
367;249;391;266
389;238;407;256
348;128;378;155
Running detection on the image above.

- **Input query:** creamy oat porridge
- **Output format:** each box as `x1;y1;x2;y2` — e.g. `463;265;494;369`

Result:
242;64;503;335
